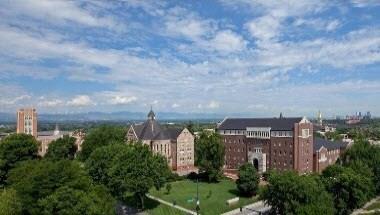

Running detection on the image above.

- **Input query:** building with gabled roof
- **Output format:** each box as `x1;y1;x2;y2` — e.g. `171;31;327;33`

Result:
313;137;348;173
126;109;195;175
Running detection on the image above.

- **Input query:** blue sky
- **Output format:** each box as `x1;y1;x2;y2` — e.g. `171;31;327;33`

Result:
0;0;379;117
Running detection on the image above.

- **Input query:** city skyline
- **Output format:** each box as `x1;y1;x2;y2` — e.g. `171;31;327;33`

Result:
1;1;380;116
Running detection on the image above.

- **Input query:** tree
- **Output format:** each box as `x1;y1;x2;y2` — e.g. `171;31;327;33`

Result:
79;125;126;161
0;134;39;185
38;185;115;215
165;183;172;194
108;144;170;209
321;164;375;215
236;163;259;197
6;160;111;214
262;171;335;215
195;132;225;182
45;135;77;161
0;188;22;215
341;140;380;194
85;144;130;186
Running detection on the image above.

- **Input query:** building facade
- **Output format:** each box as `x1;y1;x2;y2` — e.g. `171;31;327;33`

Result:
37;124;73;156
313;138;347;173
17;108;37;137
126;110;195;175
217;116;313;174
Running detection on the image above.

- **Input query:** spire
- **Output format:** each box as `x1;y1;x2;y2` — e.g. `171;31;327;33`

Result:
279;112;283;119
54;123;60;136
147;107;155;120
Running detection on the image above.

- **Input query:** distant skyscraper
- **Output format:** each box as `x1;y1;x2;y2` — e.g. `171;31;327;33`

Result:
17;108;37;137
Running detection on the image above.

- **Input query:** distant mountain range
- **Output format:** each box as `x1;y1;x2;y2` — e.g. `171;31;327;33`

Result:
0;111;234;123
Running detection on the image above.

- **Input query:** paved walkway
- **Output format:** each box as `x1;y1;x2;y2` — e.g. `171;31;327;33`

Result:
222;201;271;215
146;194;197;215
351;196;380;215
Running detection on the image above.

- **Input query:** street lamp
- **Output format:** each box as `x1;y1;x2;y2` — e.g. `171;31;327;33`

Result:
196;177;200;214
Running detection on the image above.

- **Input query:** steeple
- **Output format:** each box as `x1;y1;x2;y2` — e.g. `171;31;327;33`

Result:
147;106;155;120
53;123;60;136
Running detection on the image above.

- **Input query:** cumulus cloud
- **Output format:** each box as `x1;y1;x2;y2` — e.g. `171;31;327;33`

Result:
109;96;137;105
67;95;94;107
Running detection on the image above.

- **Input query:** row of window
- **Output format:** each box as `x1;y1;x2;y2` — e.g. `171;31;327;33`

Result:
220;130;294;137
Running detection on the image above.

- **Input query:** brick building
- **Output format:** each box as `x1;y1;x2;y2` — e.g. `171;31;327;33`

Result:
126;109;196;175
217;116;313;174
17;108;37;137
313;138;347;173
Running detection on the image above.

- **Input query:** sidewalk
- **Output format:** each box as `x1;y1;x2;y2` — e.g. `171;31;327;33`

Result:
351;196;380;215
146;194;197;215
222;201;271;215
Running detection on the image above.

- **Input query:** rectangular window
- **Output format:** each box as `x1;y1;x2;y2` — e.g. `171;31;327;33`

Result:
302;129;310;138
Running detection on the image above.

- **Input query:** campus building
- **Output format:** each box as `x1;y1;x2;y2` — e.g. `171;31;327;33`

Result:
313;137;347;173
217;116;313;174
126;109;196;175
17;108;38;137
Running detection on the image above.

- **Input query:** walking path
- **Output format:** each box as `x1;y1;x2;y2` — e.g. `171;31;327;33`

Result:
222;201;271;215
351;196;380;215
146;194;197;215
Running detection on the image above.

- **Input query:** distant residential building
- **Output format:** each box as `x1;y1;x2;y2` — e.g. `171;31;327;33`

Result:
217;115;313;174
126;109;196;175
313;138;347;173
17;108;37;137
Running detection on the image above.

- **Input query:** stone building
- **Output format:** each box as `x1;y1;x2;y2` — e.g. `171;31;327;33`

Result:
37;124;72;156
126;110;195;175
17;108;37;137
217;116;313;174
313;138;347;173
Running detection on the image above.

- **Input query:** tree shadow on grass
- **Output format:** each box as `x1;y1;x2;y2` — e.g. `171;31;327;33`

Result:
122;194;160;211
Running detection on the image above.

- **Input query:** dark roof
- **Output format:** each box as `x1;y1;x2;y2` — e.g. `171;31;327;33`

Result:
166;128;183;140
218;117;303;131
132;121;184;141
314;137;348;152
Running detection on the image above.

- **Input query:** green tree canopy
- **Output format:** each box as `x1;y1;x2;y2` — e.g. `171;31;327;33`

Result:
195;131;225;182
0;134;39;185
262;171;335;215
79;125;126;161
321;164;375;215
38;185;115;215
108;144;170;209
0;188;22;215
45;135;77;161
85;143;130;186
6;160;115;214
236;163;260;197
341;140;380;194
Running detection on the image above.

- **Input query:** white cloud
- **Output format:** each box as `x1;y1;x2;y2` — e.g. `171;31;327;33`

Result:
67;95;94;107
207;101;220;109
38;99;63;107
1;0;121;30
172;103;180;108
246;15;281;41
109;96;137;105
209;30;247;52
350;0;380;7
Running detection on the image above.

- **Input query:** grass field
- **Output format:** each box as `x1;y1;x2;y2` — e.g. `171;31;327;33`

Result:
149;179;259;215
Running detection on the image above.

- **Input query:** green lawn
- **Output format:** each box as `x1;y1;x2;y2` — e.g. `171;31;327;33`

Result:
149;179;259;215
